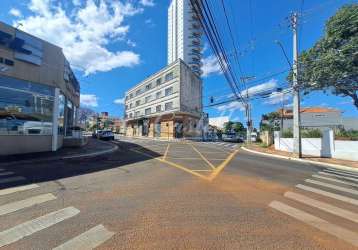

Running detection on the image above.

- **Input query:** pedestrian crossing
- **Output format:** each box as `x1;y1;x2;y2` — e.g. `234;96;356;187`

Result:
0;169;115;249
195;141;240;151
269;167;358;247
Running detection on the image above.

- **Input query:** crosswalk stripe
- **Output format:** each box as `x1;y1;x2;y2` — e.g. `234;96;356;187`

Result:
0;207;80;247
326;168;358;176
52;224;114;250
284;191;358;223
0;184;39;196
269;201;358;247
324;169;358;179
296;184;358;206
0;176;26;184
0;171;14;177
305;179;358;195
0;193;56;216
319;172;358;183
312;174;358;188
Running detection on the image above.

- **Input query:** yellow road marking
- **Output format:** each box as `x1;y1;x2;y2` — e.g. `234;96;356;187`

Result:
130;147;239;182
192;170;213;172
163;144;170;160
208;149;239;181
190;144;216;170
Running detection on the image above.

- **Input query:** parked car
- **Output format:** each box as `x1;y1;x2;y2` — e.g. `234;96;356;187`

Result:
98;130;115;141
92;130;102;138
222;133;243;143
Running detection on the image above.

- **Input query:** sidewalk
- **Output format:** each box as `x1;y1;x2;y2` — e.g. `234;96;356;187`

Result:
243;144;358;170
0;138;118;165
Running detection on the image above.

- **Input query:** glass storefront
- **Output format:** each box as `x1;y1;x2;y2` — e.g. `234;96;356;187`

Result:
0;76;54;135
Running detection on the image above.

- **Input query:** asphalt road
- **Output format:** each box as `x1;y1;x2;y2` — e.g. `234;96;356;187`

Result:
0;137;357;249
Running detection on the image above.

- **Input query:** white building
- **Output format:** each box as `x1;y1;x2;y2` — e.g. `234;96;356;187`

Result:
124;60;204;139
168;0;202;76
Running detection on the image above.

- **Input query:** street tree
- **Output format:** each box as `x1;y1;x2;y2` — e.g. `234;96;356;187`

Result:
223;121;234;133
233;122;245;133
290;4;358;109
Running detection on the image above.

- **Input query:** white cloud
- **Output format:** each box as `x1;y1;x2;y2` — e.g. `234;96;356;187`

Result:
126;39;136;47
216;101;245;113
140;0;155;7
202;55;222;77
264;90;291;105
209;116;229;128
114;97;125;105
241;79;278;97
80;94;98;107
14;0;143;75
9;8;22;17
72;0;81;6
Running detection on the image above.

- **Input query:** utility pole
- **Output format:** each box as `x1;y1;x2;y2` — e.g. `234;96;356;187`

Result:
291;12;302;158
241;76;255;144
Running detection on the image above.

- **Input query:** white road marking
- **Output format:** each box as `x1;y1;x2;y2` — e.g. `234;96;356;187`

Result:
0;193;56;216
284;191;358;223
0;207;80;247
0;168;4;171
0;184;39;196
312;174;358;188
0;171;14;176
296;184;358;206
269;201;358;247
0;176;26;184
305;179;358;195
327;168;358;176
324;169;358;179
52;224;114;250
319;172;358;183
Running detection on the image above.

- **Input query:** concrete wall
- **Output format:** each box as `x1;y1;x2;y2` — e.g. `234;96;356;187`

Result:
0;135;52;155
274;132;358;161
180;62;202;115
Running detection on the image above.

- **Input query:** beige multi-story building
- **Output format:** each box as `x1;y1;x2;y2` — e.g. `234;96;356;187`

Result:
0;21;80;155
124;59;204;139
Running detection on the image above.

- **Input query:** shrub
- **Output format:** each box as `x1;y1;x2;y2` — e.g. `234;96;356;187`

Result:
302;129;322;138
282;129;293;138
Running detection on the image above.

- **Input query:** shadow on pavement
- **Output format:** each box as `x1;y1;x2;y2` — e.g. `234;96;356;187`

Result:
0;141;161;190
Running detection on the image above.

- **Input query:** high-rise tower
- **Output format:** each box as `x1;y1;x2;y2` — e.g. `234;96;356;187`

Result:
168;0;202;76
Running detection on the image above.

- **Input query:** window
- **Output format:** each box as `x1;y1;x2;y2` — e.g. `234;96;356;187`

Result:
125;105;128;110
58;94;65;135
135;111;140;117
156;78;162;86
135;100;141;107
156;105;161;112
165;87;173;96
129;113;133;118
4;59;14;66
145;95;151;103
165;102;173;111
0;77;54;135
130;103;133;109
145;108;151;115
129;93;133;99
165;72;174;81
156;91;161;99
0;57;3;63
145;83;152;90
136;89;141;96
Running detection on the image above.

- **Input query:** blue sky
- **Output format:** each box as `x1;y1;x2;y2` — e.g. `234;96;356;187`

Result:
1;0;357;128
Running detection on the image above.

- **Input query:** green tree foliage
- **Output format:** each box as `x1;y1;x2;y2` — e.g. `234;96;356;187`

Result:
223;121;234;133
223;121;245;133
290;4;358;109
260;112;280;131
233;122;245;133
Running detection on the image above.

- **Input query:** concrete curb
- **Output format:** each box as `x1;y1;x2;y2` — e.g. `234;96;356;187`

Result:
0;141;118;166
241;146;358;173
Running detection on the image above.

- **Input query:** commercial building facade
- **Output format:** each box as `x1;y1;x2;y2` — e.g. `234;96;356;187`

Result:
168;0;203;75
124;59;205;139
0;22;80;155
